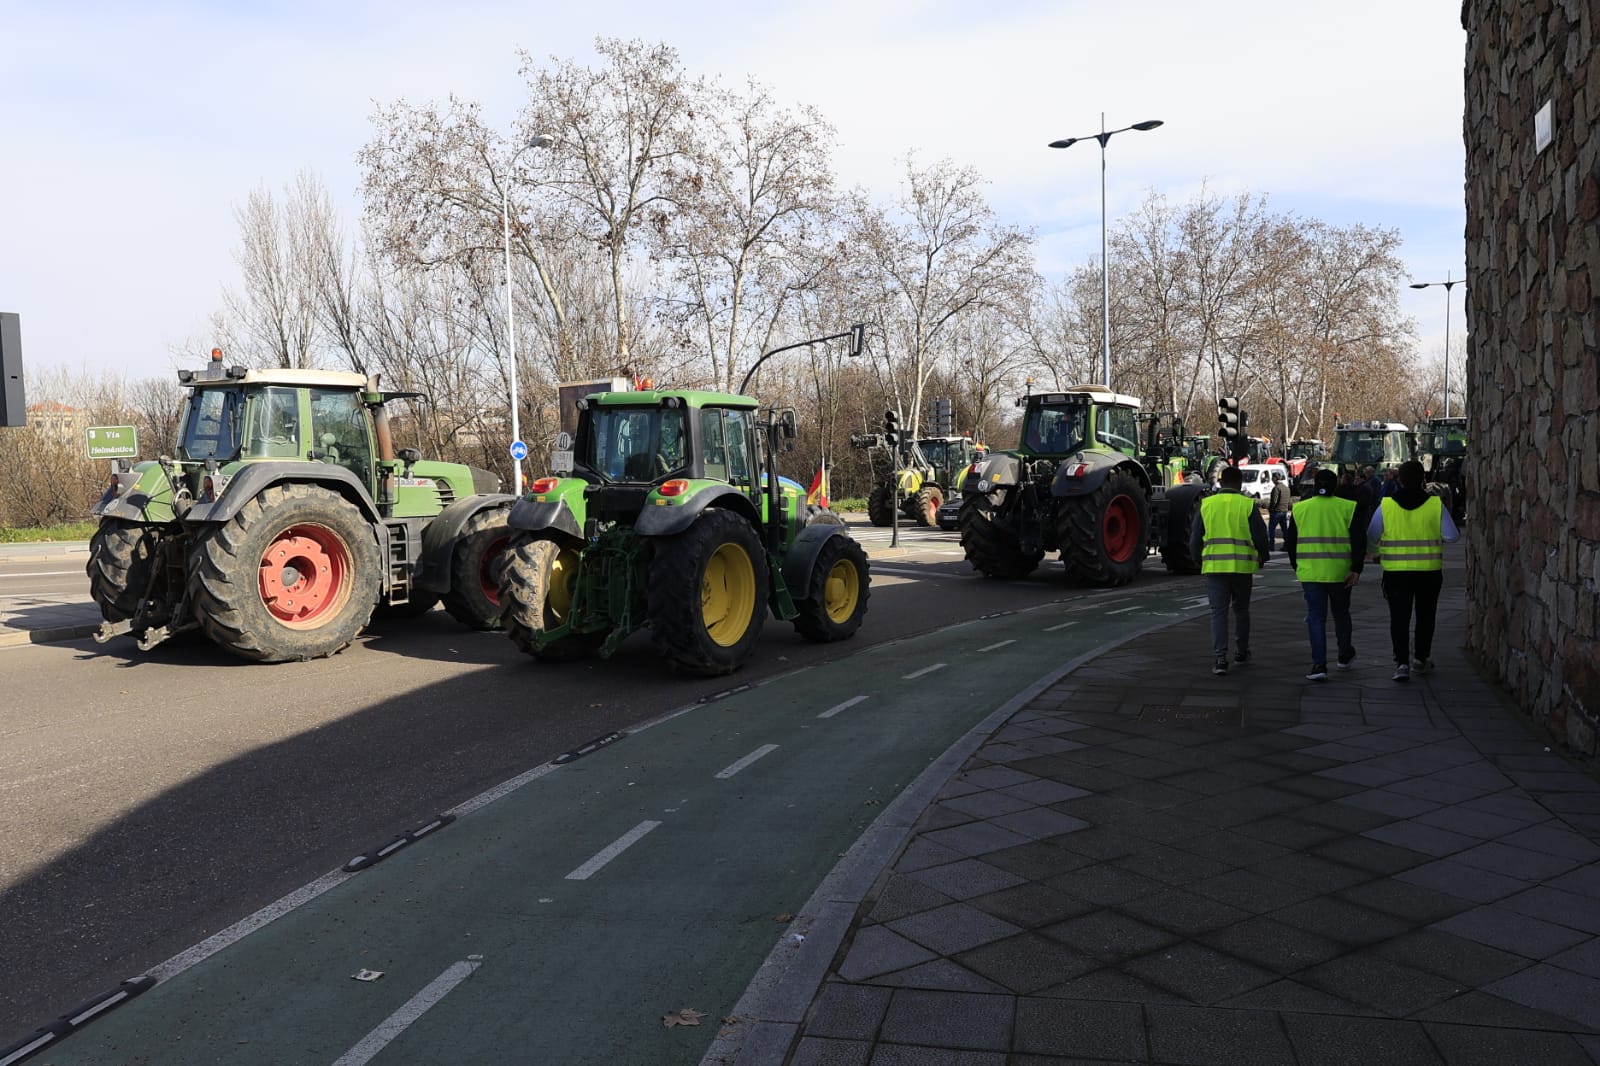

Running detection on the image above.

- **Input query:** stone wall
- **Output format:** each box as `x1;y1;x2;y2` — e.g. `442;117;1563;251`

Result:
1462;0;1599;752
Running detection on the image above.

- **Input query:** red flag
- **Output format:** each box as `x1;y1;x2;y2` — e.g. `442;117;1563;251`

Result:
806;463;829;508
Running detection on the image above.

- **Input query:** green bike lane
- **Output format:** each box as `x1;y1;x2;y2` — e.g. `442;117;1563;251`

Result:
34;573;1295;1066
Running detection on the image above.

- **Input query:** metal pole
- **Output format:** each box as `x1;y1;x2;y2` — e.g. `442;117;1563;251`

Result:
503;184;522;493
1100;112;1111;390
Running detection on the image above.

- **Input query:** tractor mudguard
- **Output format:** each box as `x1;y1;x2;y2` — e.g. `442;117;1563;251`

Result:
966;454;1022;493
184;462;382;526
1051;456;1152;499
634;485;760;538
507;496;583;540
93;463;176;523
780;523;853;599
415;493;517;593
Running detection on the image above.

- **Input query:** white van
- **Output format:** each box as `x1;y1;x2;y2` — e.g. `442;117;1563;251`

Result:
1236;463;1292;504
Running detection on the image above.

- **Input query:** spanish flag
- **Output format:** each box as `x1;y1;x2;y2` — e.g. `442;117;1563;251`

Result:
806;463;829;508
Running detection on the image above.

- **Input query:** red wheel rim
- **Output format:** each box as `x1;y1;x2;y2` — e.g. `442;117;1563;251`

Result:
480;534;511;605
1102;494;1139;563
258;524;351;628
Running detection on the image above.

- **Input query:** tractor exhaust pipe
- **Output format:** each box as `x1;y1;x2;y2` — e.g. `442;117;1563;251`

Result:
369;374;395;463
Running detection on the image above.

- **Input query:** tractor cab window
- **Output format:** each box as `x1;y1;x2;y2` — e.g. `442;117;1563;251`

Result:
1021;404;1087;454
722;409;753;487
310;390;372;484
242;388;302;459
919;439;949;468
176;386;243;461
1332;431;1388;466
590;405;687;482
1095;406;1139;453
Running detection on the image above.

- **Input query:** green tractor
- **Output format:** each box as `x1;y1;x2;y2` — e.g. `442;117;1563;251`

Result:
497;379;871;677
87;353;514;662
858;433;985;528
958;384;1204;586
1416;415;1468;524
1328;419;1418;480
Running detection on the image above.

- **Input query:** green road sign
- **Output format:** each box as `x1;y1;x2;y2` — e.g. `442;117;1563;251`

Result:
86;425;139;459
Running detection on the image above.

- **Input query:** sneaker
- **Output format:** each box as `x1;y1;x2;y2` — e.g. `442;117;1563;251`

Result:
1337;650;1356;669
1414;658;1434;674
1213;658;1229;676
1234;649;1252;665
1306;664;1328;681
1393;663;1410;682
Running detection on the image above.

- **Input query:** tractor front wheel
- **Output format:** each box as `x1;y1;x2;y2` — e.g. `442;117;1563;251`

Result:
441;505;512;630
958;492;1042;579
500;535;600;661
793;535;870;642
648;508;769;676
187;484;380;662
911;485;943;527
87;519;163;623
867;484;896;527
1058;471;1150;587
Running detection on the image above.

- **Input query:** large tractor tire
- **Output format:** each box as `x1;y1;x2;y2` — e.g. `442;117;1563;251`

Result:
648;508;770;676
958;492;1043;579
909;485;943;527
187;484;380;662
500;535;601;662
1058;470;1150;587
87;519;162;622
867;484;896;527
1159;489;1203;575
792;535;870;642
441;504;512;630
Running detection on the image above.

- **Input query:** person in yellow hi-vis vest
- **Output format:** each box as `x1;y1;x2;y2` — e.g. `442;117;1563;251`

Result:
1286;468;1367;681
1368;459;1460;682
1189;464;1270;675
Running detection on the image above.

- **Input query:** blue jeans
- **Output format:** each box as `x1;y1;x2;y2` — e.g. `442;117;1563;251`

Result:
1205;574;1254;659
1268;511;1290;549
1302;581;1354;667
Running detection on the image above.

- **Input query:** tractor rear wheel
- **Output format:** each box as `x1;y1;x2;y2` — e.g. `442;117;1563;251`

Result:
867;484;896;527
1159;488;1203;575
648;508;769;676
500;535;601;661
793;535;870;642
87;519;162;622
188;484;380;662
958;492;1042;579
441;505;512;630
1058;471;1149;587
911;485;943;527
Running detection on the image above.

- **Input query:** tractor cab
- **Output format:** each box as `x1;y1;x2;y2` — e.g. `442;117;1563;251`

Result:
1329;420;1417;478
1016;385;1141;459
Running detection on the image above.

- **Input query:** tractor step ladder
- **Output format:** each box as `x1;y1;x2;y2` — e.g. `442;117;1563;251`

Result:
385;522;413;605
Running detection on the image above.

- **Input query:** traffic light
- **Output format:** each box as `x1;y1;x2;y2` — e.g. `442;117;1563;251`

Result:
1217;396;1243;461
1234;411;1251;461
932;398;954;437
884;409;901;449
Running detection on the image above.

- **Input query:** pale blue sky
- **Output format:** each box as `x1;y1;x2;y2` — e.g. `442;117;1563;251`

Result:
1;0;1468;384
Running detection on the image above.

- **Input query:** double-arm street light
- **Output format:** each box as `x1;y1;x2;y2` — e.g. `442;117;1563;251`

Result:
503;133;555;492
1409;271;1465;418
1049;116;1163;390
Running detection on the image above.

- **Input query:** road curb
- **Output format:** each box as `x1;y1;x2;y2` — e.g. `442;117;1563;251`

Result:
0;623;100;649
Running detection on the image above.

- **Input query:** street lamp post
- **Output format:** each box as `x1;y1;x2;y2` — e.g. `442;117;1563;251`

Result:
1049;116;1163;390
1409;272;1465;418
502;133;555;493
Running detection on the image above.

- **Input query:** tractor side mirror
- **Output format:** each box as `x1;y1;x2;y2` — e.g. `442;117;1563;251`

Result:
396;447;420;473
779;408;798;445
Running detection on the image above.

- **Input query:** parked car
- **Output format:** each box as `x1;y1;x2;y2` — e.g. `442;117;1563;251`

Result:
1237;463;1292;504
937;495;963;530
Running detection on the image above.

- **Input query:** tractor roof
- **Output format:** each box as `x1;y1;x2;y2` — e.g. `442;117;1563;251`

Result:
191;368;370;389
591;389;758;410
1025;383;1143;409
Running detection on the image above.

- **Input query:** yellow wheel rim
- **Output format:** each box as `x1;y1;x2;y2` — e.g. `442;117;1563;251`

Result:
546;547;579;623
702;542;757;647
823;557;860;623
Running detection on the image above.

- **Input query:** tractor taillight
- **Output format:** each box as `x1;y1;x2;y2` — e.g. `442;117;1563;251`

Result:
658;479;690;497
530;476;561;494
1066;463;1090;478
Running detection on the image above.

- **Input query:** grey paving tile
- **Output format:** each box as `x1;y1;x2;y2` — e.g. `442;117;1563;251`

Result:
1045;863;1169;907
955;766;1042;790
895;838;968;872
1189;868;1317;913
1498;823;1600;862
1043;909;1179;963
868;1045;1006;1066
1339;788;1442;819
1422;1025;1597;1066
1501;885;1600;934
922;821;1034;858
1458;790;1550;822
1314;763;1411;787
887;902;1024;956
1221;979;1365;1015
1453;839;1584;880
937;777;988;801
941;790;1035;820
1384;776;1488;805
1547;937;1600;979
867;958;1010;994
1295;800;1398;834
1506;771;1600;793
1486;963;1600;1029
865;874;959;925
1120;941;1278;1004
1434;904;1593;959
991;807;1094;840
1000;779;1093;806
1236;815;1346;850
978;840;1098;882
1012;997;1146;1060
1145;1002;1296;1066
1171;830;1292;868
1297;952;1464;1017
1269;896;1409;946
1037;966;1183;1004
1200;914;1345;975
1270;771;1366;799
955;933;1101;994
1415;805;1531;839
877;989;1013;1051
1118;888;1252;938
1414;989;1600;1032
1336;877;1476;924
1114;845;1234;887
1300;741;1380;762
1551;863;1600;899
903;858;1028;903
966;881;1098;928
837;925;938;981
1282;1013;1445;1066
1372;928;1532;986
804;983;893;1040
792;1036;872;1066
1249;853;1371;893
918;803;982;832
1310;835;1432;875
1397;858;1532;903
1361;820;1479;857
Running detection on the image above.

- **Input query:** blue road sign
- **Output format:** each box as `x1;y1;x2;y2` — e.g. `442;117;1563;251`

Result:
509;440;529;461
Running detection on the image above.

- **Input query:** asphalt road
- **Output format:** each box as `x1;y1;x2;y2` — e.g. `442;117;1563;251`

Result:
1;520;1202;1041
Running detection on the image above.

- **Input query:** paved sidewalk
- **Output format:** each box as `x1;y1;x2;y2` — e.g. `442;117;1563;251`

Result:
733;552;1600;1066
0;541;98;649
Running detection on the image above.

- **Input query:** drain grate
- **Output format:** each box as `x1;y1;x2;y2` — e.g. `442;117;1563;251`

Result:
1137;704;1241;726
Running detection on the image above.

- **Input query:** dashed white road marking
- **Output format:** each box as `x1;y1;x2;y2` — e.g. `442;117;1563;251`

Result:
977;639;1016;652
1045;621;1079;632
867;565;978;580
332;960;480;1066
818;695;868;719
715;744;780;779
565;821;662;881
902;663;947;680
1106;606;1142;615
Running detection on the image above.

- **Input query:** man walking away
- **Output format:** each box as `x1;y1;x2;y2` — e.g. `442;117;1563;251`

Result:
1368;459;1460;682
1267;470;1292;551
1287;468;1365;681
1191;465;1270;675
